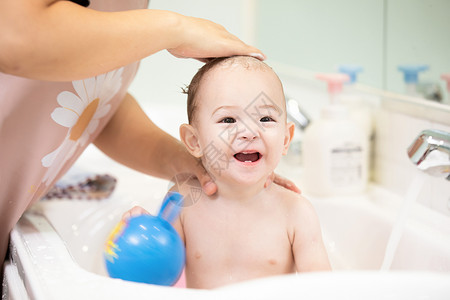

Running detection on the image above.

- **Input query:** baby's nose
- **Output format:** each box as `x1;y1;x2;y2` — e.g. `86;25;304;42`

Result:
237;126;259;141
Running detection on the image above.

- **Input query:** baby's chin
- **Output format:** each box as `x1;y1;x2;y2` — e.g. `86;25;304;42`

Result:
208;168;269;189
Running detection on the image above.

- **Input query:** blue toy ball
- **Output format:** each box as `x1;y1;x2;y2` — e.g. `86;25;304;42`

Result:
104;193;185;286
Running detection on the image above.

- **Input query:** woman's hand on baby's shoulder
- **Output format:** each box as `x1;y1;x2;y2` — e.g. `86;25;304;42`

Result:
265;172;301;194
121;206;150;221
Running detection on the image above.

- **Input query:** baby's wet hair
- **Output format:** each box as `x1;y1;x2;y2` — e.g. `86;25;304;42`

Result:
182;56;275;124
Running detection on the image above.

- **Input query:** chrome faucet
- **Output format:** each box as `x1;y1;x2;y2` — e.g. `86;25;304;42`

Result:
286;96;310;130
407;129;450;180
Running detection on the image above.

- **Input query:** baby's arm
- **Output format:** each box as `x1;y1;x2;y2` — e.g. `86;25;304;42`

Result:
291;197;331;272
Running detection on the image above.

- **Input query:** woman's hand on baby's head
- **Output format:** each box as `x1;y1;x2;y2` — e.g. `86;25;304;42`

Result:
121;206;150;221
167;14;265;63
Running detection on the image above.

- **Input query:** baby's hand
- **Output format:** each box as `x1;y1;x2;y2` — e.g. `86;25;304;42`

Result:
121;206;150;221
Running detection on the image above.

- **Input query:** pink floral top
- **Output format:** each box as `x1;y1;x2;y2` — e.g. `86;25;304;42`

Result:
0;0;148;258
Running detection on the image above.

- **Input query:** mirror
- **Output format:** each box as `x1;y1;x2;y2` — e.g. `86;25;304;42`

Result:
255;0;450;105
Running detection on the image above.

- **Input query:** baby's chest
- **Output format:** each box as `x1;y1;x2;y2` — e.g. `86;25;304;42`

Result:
183;213;293;269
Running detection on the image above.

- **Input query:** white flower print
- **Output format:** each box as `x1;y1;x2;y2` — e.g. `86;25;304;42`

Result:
41;68;124;185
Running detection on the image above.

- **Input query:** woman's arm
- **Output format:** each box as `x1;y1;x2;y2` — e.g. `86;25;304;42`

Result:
94;93;217;195
0;0;264;81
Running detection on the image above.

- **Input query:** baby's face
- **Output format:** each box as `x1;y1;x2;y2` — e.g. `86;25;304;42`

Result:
191;64;294;186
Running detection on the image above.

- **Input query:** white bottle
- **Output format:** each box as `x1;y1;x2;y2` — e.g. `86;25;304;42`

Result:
398;64;429;97
338;65;376;180
338;65;373;139
302;73;368;196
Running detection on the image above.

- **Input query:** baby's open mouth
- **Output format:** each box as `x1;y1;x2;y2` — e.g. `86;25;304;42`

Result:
233;152;262;163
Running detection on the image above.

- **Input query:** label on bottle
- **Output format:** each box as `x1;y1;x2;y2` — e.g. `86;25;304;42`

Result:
329;144;363;187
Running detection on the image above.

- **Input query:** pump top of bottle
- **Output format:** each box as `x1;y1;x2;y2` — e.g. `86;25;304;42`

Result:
316;73;350;119
441;73;450;92
316;73;350;103
398;65;429;84
338;64;363;84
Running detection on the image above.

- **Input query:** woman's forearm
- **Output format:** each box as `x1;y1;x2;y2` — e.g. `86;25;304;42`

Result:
94;93;193;180
0;1;181;81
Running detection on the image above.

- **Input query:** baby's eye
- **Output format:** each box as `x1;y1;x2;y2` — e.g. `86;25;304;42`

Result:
260;116;275;122
219;117;236;124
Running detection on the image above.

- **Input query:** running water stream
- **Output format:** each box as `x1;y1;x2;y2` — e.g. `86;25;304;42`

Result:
380;172;428;271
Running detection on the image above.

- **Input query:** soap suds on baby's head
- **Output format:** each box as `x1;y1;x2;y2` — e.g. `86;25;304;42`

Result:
213;55;273;72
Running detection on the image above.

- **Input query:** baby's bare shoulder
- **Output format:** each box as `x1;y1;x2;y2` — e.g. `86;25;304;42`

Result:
271;187;324;248
272;185;319;224
272;184;312;209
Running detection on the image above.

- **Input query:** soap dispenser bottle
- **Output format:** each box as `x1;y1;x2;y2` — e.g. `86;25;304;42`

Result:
398;64;429;97
302;73;368;196
339;64;376;180
338;64;373;138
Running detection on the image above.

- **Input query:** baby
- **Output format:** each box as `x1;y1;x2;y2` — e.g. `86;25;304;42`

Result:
124;56;331;289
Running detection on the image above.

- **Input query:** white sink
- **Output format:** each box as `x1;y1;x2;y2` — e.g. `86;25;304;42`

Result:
5;103;450;299
6;159;450;299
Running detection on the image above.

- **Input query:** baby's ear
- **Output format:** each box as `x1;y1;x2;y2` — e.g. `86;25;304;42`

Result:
282;122;295;155
180;124;202;158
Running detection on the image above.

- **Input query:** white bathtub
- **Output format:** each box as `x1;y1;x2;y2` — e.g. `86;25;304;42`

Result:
4;103;450;299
